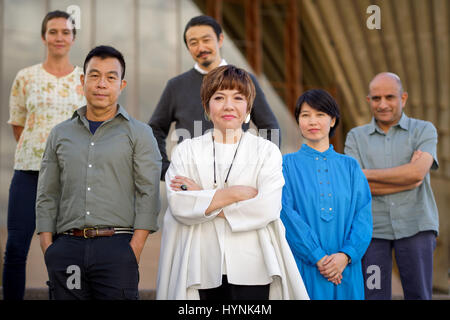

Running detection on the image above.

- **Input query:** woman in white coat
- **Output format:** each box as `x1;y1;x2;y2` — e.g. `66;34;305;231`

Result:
156;65;309;300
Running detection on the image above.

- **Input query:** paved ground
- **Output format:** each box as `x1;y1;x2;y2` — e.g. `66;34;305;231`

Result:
1;227;448;300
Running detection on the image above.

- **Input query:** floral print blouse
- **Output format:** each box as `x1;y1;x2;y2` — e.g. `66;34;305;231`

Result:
8;63;85;170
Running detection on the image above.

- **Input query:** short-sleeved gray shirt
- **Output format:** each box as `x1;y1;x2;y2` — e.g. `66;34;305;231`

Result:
344;113;439;240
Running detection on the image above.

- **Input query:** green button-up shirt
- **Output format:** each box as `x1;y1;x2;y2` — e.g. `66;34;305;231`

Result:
36;105;162;234
344;113;439;240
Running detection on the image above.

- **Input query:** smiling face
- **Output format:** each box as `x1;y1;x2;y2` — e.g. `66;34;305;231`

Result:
81;57;127;115
298;103;336;149
208;89;248;136
42;17;74;57
185;25;223;72
367;74;408;132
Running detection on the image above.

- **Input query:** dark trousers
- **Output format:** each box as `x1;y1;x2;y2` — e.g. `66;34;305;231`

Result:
2;170;39;300
198;275;270;300
362;231;436;300
44;234;139;300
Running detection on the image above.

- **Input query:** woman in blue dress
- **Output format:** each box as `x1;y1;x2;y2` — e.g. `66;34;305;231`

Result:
281;89;373;300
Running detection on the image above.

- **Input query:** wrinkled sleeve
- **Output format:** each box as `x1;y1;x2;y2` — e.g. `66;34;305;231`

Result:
249;74;281;148
8;71;27;126
149;80;175;180
35;128;60;234
416;122;439;170
344;129;364;168
280;161;327;266
133;125;162;232
339;161;373;263
165;141;220;226
222;144;284;232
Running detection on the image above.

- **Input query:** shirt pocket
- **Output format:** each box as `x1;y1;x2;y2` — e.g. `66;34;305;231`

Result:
320;210;334;222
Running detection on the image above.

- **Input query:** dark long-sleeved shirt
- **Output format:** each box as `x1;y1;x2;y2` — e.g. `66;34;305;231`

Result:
36;105;162;234
149;68;281;180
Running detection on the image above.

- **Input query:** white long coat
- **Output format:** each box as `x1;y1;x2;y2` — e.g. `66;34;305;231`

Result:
156;132;309;300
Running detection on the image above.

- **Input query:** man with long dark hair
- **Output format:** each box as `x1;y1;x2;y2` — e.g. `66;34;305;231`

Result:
149;15;280;180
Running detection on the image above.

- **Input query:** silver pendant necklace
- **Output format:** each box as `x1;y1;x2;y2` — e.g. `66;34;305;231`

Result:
212;133;244;189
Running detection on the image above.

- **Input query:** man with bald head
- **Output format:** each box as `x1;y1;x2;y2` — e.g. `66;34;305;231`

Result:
344;72;439;300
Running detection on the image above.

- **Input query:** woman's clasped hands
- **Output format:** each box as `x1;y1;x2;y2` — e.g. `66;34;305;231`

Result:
316;253;349;285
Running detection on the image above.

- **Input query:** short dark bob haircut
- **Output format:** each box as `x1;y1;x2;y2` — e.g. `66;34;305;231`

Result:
83;45;126;80
201;65;255;115
294;89;340;138
41;10;76;39
183;15;222;47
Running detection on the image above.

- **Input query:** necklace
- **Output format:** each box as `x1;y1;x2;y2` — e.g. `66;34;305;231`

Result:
212;132;244;189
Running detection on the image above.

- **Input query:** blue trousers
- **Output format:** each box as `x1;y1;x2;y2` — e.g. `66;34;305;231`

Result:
2;170;39;300
44;234;139;300
362;231;436;300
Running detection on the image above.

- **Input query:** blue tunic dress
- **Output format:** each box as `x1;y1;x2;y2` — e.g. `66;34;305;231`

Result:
281;144;373;300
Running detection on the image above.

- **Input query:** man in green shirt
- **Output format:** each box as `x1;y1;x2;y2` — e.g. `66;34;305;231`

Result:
345;72;439;300
36;45;162;300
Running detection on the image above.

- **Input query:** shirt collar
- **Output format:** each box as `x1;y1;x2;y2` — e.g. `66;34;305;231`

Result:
299;143;335;158
368;112;409;134
72;104;130;121
397;112;409;130
194;59;227;75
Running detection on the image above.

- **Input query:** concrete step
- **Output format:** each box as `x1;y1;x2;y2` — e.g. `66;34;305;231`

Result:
0;287;156;300
1;287;449;300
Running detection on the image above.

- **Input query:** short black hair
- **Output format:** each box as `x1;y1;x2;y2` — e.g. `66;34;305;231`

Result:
41;10;76;39
183;15;222;47
294;89;340;138
83;45;126;79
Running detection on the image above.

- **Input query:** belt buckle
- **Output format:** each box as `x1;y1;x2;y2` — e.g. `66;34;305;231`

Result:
83;227;98;238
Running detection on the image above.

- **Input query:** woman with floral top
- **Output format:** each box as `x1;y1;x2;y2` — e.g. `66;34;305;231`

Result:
3;10;85;300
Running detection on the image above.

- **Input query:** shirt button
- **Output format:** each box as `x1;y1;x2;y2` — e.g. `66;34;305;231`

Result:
329;208;333;211
88;164;92;168
90;142;95;146
86;211;90;215
328;193;332;197
315;157;319;160
391;202;395;206
87;187;91;191
321;208;325;211
323;157;327;161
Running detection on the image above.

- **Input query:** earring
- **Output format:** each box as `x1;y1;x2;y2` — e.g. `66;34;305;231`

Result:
244;113;251;124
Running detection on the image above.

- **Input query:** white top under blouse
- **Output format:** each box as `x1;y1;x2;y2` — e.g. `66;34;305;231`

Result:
206;139;272;286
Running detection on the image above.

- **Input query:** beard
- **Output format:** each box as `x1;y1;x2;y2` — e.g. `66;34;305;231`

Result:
201;59;213;68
